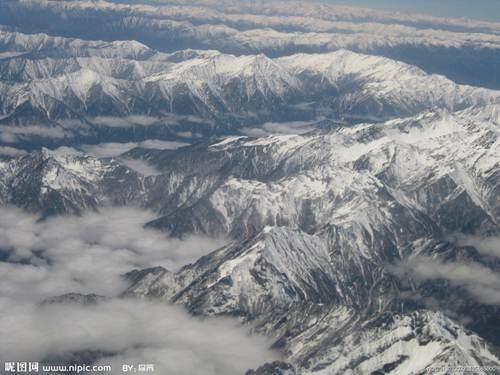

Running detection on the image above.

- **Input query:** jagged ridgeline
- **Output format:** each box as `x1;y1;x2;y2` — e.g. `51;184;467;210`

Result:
1;29;500;149
1;0;500;374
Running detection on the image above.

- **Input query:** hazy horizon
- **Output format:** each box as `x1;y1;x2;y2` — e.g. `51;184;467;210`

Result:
327;0;500;22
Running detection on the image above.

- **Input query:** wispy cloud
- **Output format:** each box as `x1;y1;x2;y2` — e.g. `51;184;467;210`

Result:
79;139;188;158
0;126;68;143
241;120;315;137
90;116;161;128
119;158;161;176
263;120;315;135
449;233;500;258
391;256;500;305
0;146;27;157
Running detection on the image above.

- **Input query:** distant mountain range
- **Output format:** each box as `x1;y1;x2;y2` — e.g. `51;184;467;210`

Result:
1;29;499;150
2;0;500;90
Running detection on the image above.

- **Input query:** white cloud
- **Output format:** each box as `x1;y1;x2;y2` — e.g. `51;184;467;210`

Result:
137;139;189;150
0;206;227;299
0;299;279;374
263;120;315;135
241;120;316;137
119;158;161;176
0;146;27;157
0;126;67;143
79;142;138;158
90;115;207;128
449;233;500;258
176;131;203;138
79;139;188;158
240;127;270;137
90;116;160;128
0;207;278;374
391;256;500;305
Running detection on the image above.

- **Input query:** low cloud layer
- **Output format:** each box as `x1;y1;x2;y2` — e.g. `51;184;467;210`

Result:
0;207;226;298
80;139;188;158
74;140;188;175
241;120;316;137
0;125;68;143
392;256;500;305
119;158;161;176
0;206;277;373
90;116;162;128
0;299;278;374
450;233;500;258
0;146;27;157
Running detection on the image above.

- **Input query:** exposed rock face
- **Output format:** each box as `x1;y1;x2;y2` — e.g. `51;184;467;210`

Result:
0;147;143;214
246;361;297;375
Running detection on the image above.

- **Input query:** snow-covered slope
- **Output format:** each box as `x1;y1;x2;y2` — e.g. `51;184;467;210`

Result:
2;105;500;374
131;105;499;241
0;148;143;214
1;33;499;125
3;103;498;230
0;30;155;60
4;0;500;90
123;234;500;374
298;310;500;374
123;226;500;374
279;51;498;117
108;104;500;373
